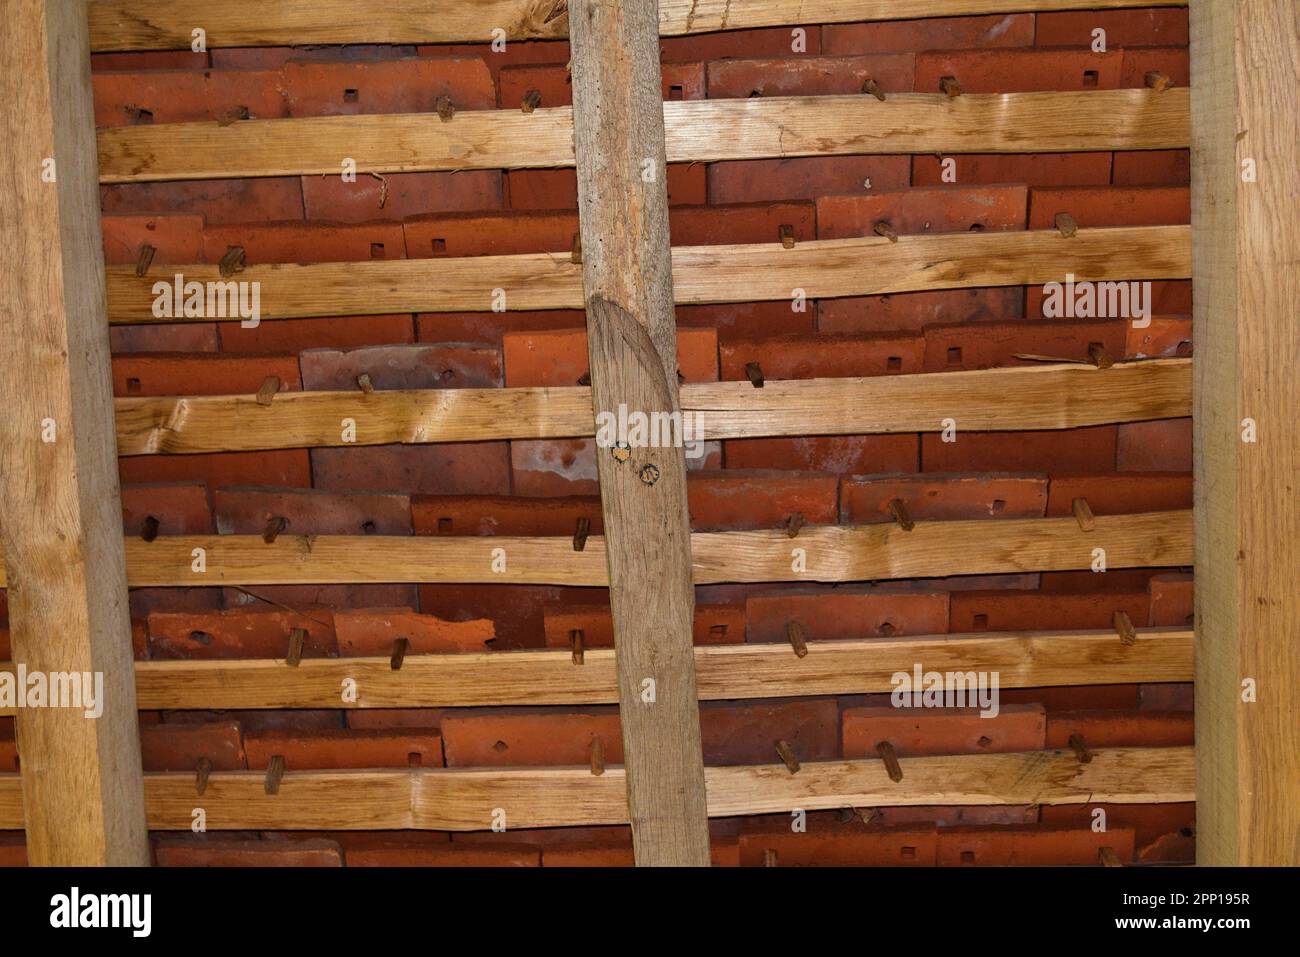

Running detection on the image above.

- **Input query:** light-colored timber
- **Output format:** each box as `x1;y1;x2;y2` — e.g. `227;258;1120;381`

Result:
87;0;1184;49
0;510;1193;589
97;90;1189;183
0;0;149;866
570;0;710;866
113;359;1192;455
105;225;1191;324
0;628;1195;715
1190;0;1300;866
0;747;1197;830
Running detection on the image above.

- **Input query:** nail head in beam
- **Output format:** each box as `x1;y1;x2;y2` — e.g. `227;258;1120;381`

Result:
573;516;591;552
745;361;765;388
1113;610;1138;646
1054;212;1078;238
135;243;155;277
786;620;808;659
255;375;281;406
570;628;584;666
195;757;212;796
775;739;800;774
1071;496;1096;532
887;498;915;532
389;637;409;671
1144;71;1174;93
861;78;886;101
589;738;605;777
1068;733;1094;764
874;220;899;243
264;755;286;795
285;627;306;668
262;514;288;544
877;741;904;782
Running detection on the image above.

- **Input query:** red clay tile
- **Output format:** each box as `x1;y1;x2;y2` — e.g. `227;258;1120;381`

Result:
937;824;1136;865
147;608;337;660
913;153;1112;188
1046;473;1191;518
841;473;1047;525
301;170;503;223
1034;9;1189;47
214;487;411;536
283;58;494;116
816;185;1027;239
708;156;910;204
738;826;939;866
1045;709;1192;749
823;15;1035;54
726;434;919;475
1117;419;1192;471
310;443;511;495
542;602;744;649
203;221;406;264
844;705;1046;758
950;590;1149;632
707;54;914;98
216;315;416;353
120;483;214;536
1148;572;1194;628
503;327;717;387
920;426;1117;474
346;842;540;866
140;721;245;771
93;69;287;127
334;607;494;655
915;49;1121;93
101;178;305;225
720;333;924;379
112;354;301;397
299;344;501;390
243;728;443;769
746;588;950;642
154;838;343;867
687;470;838;531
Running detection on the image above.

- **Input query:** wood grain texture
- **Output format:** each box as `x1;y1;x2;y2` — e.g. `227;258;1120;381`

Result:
0;511;1193;588
112;359;1192;454
570;0;709;867
0;747;1197;830
0;628;1194;714
0;0;149;866
1191;0;1300;866
87;0;1183;49
106;225;1191;323
96;90;1189;183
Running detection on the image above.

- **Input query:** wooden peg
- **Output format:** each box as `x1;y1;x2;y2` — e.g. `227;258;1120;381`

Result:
570;232;582;264
887;498;915;532
786;620;808;659
1113;609;1138;646
1144;70;1173;93
778;224;796;249
521;89;542;113
775;739;800;774
763;848;779;867
218;245;246;278
1068;733;1093;764
1087;342;1115;369
356;373;375;394
262;514;288;544
286;627;306;667
1099;846;1123;867
873;220;899;243
135;243;156;278
1054;211;1078;238
570;628;584;666
140;515;160;543
195;757;212;796
745;361;765;388
861;77;886;101
783;511;805;539
255;375;280;406
1071;496;1096;532
573;516;591;552
589;738;605;777
877;741;904;782
939;75;961;98
264;755;286;795
390;637;409;671
436;94;455;121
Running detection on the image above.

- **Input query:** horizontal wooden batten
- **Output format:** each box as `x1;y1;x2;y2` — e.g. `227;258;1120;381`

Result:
98;90;1189;183
0;747;1195;829
89;0;1185;50
0;510;1192;588
116;359;1192;455
107;225;1191;324
0;628;1194;713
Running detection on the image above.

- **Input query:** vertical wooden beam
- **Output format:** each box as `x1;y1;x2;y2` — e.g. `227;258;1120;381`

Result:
0;0;149;864
569;0;711;865
1191;0;1300;866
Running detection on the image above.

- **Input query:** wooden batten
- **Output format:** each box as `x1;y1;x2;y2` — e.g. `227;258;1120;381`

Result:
88;0;1183;49
96;90;1189;183
0;510;1193;588
114;359;1192;455
0;747;1196;830
0;628;1194;714
105;226;1191;324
